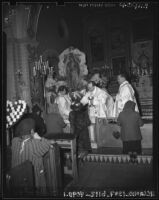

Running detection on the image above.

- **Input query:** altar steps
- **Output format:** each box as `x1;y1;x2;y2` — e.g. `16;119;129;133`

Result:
64;152;152;165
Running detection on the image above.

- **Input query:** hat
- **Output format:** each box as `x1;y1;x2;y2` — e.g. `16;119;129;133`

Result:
124;100;136;111
6;100;27;129
32;104;42;113
15;118;35;136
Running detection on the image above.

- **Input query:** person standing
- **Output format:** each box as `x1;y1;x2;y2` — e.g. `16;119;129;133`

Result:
80;81;111;122
69;97;92;158
55;86;72;133
113;72;139;118
80;81;112;147
90;73;114;118
117;100;144;162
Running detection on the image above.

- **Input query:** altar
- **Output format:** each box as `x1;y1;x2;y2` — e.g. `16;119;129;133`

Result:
89;119;152;150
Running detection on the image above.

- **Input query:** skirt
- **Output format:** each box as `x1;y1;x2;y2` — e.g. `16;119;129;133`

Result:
123;140;141;154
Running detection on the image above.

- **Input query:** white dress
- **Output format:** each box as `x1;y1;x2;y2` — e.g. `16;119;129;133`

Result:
113;81;139;118
55;94;72;133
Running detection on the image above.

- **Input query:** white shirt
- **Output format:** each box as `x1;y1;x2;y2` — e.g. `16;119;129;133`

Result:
81;86;111;122
113;81;139;118
55;94;72;123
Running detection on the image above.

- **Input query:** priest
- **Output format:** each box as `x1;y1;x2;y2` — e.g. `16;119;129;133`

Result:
80;81;114;147
113;72;139;118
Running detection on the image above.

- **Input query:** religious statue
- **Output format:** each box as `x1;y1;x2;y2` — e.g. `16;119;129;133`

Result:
58;47;88;92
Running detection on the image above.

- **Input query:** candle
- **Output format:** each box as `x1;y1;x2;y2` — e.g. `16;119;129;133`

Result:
40;55;42;63
33;66;36;76
39;61;41;71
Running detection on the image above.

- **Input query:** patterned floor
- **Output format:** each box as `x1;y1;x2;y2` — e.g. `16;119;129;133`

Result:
64;161;153;194
63;147;152;165
64;153;152;165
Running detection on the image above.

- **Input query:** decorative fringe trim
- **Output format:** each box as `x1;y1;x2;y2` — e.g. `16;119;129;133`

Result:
64;153;152;164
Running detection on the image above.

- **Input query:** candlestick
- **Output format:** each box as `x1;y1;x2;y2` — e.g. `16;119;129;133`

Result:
40;55;43;63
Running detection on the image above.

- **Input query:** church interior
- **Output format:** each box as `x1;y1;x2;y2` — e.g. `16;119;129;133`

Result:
2;2;158;198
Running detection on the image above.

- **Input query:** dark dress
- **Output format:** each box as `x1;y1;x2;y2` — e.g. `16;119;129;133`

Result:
44;113;66;137
69;104;91;154
117;100;144;154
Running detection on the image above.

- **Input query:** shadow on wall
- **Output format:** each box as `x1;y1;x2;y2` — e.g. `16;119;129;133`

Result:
36;6;84;54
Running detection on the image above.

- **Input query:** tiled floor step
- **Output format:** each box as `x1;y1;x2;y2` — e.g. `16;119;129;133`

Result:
64;153;152;165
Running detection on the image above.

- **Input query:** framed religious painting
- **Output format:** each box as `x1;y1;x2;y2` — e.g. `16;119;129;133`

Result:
111;56;126;76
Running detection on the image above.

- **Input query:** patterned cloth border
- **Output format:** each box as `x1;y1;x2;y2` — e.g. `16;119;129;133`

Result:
64;153;152;164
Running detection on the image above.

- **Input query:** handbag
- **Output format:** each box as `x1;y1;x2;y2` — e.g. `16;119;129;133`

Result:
112;131;120;139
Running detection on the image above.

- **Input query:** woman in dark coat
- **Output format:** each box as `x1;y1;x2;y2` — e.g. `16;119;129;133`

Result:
69;97;92;158
44;103;66;138
117;100;144;161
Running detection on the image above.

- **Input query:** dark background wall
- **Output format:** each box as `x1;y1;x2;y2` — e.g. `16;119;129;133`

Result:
37;6;86;54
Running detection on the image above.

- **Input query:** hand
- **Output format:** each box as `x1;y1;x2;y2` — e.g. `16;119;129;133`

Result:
33;132;41;140
50;144;55;148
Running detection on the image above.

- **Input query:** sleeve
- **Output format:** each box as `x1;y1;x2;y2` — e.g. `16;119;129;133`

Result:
119;86;134;107
100;92;108;104
69;111;75;133
117;114;121;126
69;111;75;125
39;118;46;134
80;93;89;105
137;114;144;127
30;138;51;157
94;90;107;105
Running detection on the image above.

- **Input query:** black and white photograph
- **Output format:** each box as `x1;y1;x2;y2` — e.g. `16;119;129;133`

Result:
1;1;159;199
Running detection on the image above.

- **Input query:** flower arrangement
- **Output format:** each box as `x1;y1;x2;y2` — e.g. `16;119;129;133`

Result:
6;100;26;129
